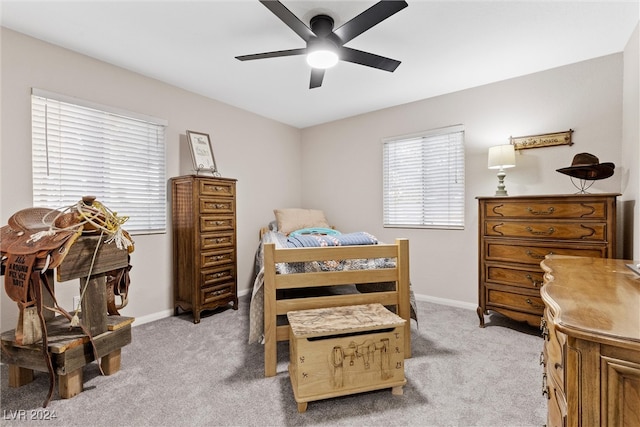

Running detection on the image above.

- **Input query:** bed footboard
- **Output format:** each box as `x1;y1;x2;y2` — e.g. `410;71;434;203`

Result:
263;238;411;377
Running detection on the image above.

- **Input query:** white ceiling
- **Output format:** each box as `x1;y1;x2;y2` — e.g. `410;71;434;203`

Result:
1;1;638;128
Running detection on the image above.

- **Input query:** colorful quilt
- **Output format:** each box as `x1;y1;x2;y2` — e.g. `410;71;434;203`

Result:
248;231;417;344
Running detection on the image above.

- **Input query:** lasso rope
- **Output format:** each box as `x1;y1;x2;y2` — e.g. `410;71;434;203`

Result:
29;200;133;251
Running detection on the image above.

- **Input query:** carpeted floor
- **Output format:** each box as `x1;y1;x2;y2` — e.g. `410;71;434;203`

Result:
1;295;547;426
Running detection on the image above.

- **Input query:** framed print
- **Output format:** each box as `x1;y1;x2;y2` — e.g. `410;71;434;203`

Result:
186;130;218;173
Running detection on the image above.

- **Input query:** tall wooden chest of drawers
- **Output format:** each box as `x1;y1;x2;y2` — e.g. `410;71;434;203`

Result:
171;175;238;323
477;193;618;328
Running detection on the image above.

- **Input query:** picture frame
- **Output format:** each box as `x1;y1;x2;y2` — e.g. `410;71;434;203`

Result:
186;130;218;173
510;129;574;150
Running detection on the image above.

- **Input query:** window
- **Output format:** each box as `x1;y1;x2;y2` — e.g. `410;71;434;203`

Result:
31;89;167;234
383;125;465;229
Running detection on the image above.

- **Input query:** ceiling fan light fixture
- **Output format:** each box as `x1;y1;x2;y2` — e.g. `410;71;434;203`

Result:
306;49;338;69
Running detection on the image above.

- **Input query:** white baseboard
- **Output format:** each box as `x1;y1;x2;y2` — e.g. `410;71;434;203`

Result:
132;309;174;326
414;293;476;311
130;292;475;327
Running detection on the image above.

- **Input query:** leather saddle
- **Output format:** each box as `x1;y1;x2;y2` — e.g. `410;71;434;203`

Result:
1;203;133;407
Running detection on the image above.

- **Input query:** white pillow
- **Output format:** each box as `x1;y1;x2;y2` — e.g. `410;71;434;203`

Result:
273;208;330;235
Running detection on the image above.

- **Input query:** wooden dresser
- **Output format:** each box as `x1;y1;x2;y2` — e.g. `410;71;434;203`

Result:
477;194;618;327
540;256;640;427
171;175;238;323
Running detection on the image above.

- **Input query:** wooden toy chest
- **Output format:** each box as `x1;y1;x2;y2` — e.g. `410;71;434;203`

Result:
287;303;406;412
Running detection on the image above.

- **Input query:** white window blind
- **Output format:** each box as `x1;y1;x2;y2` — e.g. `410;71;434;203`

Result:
31;89;168;234
383;125;465;229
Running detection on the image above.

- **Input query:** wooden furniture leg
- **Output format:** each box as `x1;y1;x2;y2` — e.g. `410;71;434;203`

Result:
59;368;83;399
8;365;33;387
100;349;121;375
297;402;308;413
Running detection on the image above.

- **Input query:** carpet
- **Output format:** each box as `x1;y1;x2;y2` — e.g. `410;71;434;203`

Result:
0;295;546;426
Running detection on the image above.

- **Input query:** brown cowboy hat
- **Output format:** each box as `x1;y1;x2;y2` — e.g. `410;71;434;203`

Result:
556;152;615;180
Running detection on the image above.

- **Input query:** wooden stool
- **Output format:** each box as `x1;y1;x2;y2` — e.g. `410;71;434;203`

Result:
287;303;406;413
2;235;133;401
2;315;134;398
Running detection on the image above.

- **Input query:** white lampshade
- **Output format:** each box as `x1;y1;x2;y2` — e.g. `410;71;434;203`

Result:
488;144;516;169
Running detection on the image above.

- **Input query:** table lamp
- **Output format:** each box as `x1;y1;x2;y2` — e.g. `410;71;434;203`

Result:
488;144;516;196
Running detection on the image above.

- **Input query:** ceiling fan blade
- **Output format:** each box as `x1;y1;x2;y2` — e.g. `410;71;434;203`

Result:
333;0;408;44
310;68;325;89
236;48;307;61
340;47;401;72
260;0;315;42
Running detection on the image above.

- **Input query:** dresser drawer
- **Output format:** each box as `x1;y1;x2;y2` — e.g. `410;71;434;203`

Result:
200;215;235;232
201;248;235;269
483;200;608;220
487;288;545;315
201;283;234;305
484;220;607;241
199;179;235;198
485;263;544;289
200;197;235;215
201;232;235;250
201;265;236;288
485;241;606;265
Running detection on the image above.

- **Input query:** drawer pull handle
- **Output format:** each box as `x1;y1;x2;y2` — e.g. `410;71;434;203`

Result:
527;250;552;260
216;221;225;225
554;362;562;370
215;204;226;209
527;206;555;216
526;226;555;236
540;318;549;340
541;374;550;399
214;186;224;191
216;238;226;243
525;274;543;288
526;298;545;310
216;272;225;278
216;255;225;260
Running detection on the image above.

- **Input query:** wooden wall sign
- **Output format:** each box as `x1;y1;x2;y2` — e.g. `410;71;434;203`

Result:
510;129;573;150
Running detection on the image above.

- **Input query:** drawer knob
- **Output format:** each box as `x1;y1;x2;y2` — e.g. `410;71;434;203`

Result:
525;274;543;288
527;206;555;216
526;226;555;236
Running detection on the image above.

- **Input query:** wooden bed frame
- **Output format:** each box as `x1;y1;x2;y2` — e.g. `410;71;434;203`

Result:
262;238;411;377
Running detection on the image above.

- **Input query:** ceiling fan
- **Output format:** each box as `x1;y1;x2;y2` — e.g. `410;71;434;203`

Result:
235;0;408;89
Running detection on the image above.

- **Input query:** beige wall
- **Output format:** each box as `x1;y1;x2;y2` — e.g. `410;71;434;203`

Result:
301;52;632;308
0;28;302;330
1;24;638;330
621;23;640;258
